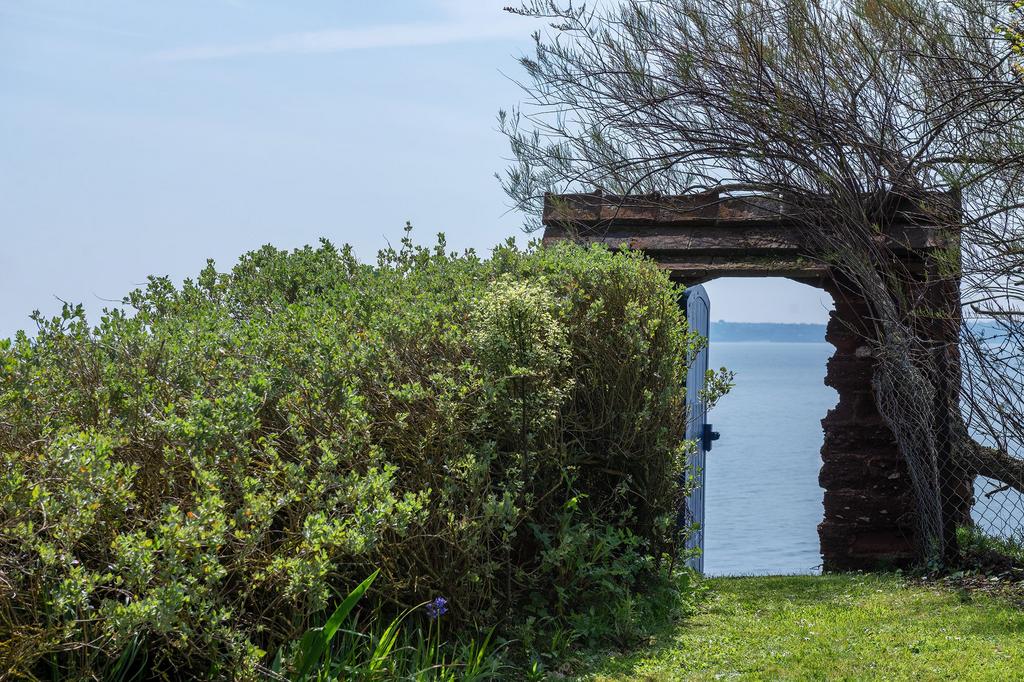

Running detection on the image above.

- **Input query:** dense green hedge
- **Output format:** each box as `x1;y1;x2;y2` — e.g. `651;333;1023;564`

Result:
0;235;700;679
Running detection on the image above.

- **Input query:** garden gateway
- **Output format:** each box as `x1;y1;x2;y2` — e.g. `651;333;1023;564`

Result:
542;191;966;571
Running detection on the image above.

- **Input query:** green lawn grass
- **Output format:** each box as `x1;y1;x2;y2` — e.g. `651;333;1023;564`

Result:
577;573;1024;681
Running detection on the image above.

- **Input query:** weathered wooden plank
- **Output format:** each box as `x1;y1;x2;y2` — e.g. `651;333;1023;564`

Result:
541;224;801;254
541;192;956;253
542;192;786;227
650;257;829;281
543;224;944;255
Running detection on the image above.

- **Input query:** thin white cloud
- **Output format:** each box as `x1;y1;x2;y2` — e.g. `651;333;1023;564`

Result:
154;3;531;62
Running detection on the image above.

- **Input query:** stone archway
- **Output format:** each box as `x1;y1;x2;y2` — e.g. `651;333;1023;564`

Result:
541;191;964;570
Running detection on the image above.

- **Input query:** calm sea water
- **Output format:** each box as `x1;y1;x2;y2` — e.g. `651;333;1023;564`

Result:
703;342;836;576
701;340;1024;576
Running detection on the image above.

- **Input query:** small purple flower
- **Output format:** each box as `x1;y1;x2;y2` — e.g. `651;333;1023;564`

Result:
425;596;448;620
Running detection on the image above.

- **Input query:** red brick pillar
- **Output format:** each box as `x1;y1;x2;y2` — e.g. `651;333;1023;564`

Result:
817;283;918;570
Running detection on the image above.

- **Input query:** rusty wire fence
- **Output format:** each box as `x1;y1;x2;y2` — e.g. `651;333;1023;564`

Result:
956;318;1024;560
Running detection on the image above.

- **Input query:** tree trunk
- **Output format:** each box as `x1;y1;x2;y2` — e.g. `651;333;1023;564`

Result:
969;443;1024;494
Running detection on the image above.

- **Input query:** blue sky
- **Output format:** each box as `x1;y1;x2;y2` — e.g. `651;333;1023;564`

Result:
0;0;833;337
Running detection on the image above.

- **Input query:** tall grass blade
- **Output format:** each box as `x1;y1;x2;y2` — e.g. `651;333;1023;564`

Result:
462;627;495;680
367;611;408;674
295;569;380;678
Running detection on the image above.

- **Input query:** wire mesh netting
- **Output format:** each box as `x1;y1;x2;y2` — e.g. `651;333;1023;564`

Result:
958;319;1024;556
972;478;1024;540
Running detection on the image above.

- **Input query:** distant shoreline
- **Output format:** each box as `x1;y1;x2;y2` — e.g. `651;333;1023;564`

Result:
714;339;831;343
710;320;1001;343
710;321;826;343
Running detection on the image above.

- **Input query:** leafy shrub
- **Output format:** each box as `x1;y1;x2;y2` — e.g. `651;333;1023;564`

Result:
956;525;1024;569
0;233;705;679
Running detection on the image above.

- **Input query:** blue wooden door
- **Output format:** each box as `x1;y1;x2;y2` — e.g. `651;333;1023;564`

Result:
683;285;711;573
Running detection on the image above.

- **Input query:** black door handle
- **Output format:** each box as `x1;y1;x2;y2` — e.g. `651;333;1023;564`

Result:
703;424;720;451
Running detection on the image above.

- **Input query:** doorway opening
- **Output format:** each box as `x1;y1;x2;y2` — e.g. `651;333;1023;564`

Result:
542;190;958;569
699;277;837;575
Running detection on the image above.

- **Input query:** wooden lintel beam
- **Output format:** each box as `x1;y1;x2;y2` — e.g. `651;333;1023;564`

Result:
541;192;957;255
